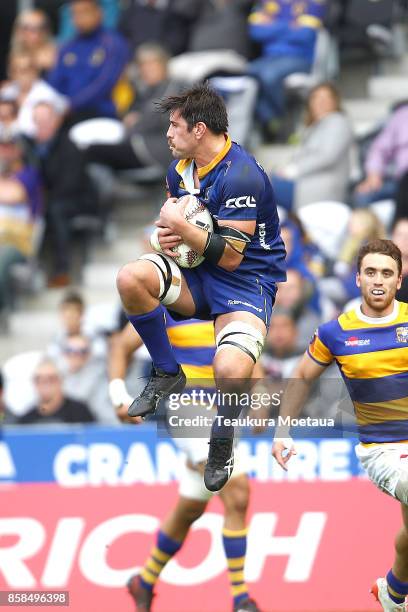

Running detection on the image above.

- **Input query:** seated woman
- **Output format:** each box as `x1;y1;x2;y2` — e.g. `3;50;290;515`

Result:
271;82;354;212
0;129;42;330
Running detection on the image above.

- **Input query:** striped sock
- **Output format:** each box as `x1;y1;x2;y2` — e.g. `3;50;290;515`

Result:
387;569;408;604
140;530;182;591
222;527;249;606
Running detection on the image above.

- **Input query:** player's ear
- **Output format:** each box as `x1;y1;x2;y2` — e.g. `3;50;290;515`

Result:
397;274;403;290
193;122;206;139
356;271;361;288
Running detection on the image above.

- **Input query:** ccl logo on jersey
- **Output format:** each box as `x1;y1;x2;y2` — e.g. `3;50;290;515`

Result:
225;196;256;208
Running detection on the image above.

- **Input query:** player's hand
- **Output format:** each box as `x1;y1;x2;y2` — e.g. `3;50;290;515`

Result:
271;437;296;471
356;173;382;193
157;197;187;233
155;226;183;257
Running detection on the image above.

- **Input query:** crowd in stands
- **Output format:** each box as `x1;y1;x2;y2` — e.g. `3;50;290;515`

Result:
0;0;408;426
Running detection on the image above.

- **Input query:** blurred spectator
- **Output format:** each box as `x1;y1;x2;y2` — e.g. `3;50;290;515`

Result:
187;0;253;58
353;103;408;208
392;218;408;303
319;208;386;306
58;0;120;42
272;83;353;211
47;290;111;361
62;333;115;423
0;131;42;330
85;43;185;172
118;0;197;56
275;268;321;349
0;97;19;133
18;359;95;424
261;309;302;380
11;9;56;75
280;219;321;314
31;101;99;287
47;0;129;124
248;0;326;134
1;51;68;139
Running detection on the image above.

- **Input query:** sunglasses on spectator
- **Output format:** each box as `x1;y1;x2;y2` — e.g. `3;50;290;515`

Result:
63;346;90;355
34;375;60;383
19;23;46;32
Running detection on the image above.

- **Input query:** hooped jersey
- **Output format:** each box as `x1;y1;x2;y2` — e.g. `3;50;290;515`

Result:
308;301;408;444
166;136;287;288
165;314;215;386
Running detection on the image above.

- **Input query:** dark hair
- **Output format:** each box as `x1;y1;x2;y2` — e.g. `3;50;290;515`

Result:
60;290;84;309
158;83;228;134
357;239;402;275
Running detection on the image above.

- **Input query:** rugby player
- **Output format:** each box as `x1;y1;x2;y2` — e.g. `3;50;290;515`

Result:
117;83;286;491
109;317;262;612
272;239;408;611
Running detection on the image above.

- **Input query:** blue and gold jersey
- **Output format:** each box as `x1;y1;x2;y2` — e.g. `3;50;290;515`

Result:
166;136;286;289
308;301;408;444
249;1;326;63
166;315;215;387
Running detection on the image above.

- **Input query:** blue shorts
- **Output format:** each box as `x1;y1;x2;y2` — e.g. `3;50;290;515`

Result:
168;263;276;330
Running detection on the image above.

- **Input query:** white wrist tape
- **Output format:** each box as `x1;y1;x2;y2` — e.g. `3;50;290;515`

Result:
109;379;133;407
150;228;164;253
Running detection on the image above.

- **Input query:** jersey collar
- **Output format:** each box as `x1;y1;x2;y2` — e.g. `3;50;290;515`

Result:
175;134;232;188
355;299;400;324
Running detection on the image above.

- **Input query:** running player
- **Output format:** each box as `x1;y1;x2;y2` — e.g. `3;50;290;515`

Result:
116;83;286;492
109;317;262;612
272;239;408;612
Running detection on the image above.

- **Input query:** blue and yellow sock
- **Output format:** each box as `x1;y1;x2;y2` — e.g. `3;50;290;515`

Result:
127;305;179;374
222;527;249;606
386;569;408;604
140;530;182;591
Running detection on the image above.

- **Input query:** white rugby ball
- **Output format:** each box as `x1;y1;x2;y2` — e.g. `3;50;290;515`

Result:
172;194;213;268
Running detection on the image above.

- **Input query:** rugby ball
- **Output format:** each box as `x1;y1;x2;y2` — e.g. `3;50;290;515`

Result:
151;195;213;268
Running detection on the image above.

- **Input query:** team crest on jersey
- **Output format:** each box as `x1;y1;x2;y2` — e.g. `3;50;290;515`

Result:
396;326;408;343
345;336;370;347
63;52;77;66
203;186;212;201
90;48;106;66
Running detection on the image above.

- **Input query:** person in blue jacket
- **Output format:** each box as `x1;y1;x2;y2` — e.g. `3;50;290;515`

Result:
248;0;326;132
47;0;129;123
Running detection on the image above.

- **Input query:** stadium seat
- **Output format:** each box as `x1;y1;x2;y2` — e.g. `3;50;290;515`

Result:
297;201;351;260
168;50;247;85
369;199;396;232
284;28;339;96
3;350;43;416
68;117;125;149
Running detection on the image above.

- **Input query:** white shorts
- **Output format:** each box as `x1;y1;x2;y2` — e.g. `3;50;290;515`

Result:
178;445;246;502
356;442;408;503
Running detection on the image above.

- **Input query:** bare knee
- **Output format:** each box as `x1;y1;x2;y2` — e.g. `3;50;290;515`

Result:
221;476;249;517
214;351;254;383
116;261;157;306
175;499;206;526
396;525;408;556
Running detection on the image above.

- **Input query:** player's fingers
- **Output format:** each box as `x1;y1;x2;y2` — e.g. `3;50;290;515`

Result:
276;454;288;471
157;226;174;236
162;248;178;257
